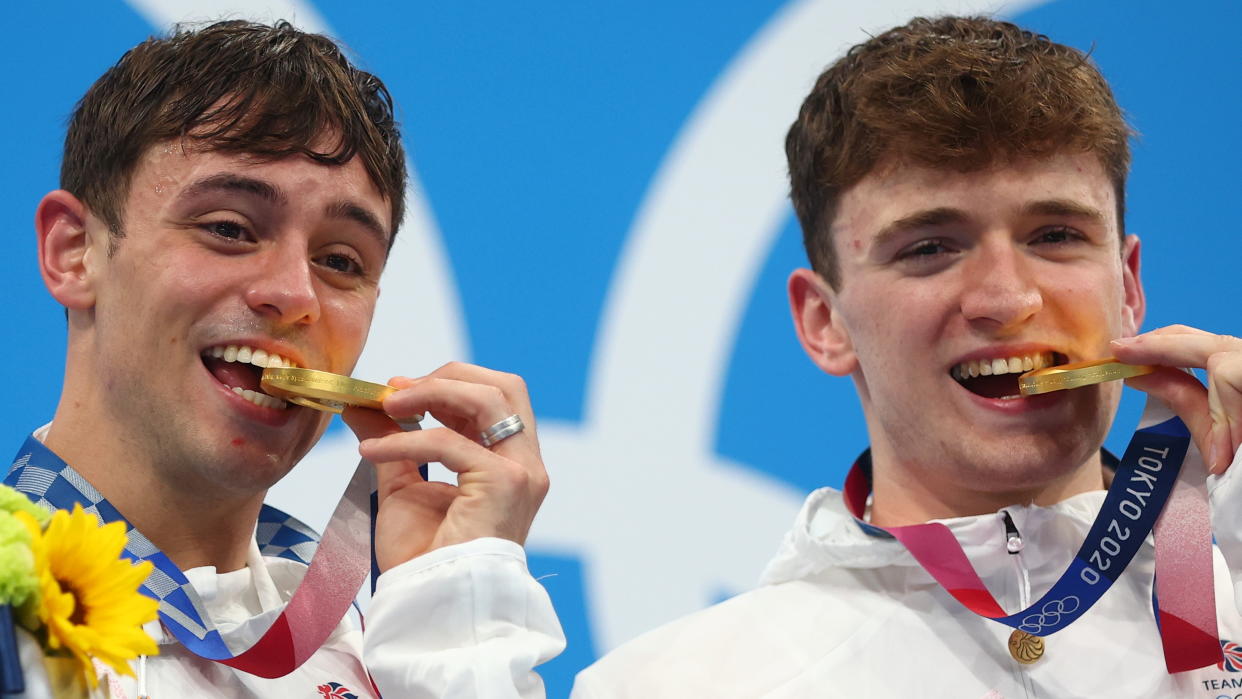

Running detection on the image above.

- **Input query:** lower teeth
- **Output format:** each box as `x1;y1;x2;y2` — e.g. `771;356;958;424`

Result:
231;385;287;410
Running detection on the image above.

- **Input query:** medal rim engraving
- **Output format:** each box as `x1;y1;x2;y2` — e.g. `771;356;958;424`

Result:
260;367;416;417
1019;357;1155;396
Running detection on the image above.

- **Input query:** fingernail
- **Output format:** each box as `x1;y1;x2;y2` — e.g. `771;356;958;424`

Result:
359;438;377;450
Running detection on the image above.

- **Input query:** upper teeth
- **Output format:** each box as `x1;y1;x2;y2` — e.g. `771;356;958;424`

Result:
953;352;1055;381
204;344;297;370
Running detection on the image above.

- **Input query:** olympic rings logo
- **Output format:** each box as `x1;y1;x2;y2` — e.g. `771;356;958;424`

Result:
1018;596;1082;634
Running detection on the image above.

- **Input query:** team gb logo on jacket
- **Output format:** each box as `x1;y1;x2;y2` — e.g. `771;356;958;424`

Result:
316;682;358;699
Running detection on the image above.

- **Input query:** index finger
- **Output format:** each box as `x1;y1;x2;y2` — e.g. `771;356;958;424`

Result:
387;362;541;465
1111;329;1241;369
425;362;538;435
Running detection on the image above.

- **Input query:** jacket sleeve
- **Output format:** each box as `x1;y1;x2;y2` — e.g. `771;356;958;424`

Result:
1208;443;1242;614
569;667;612;698
363;537;565;698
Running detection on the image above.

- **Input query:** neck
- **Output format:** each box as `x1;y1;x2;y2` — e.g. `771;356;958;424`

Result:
867;449;1107;527
41;410;261;573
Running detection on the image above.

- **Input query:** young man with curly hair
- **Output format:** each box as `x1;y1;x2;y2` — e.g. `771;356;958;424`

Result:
573;15;1242;697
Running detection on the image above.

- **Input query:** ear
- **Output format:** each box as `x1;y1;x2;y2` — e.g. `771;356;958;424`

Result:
1119;234;1145;336
35;190;101;310
788;268;857;376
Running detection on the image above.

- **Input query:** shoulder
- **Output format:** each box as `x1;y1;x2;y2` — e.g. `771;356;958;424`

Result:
574;572;893;698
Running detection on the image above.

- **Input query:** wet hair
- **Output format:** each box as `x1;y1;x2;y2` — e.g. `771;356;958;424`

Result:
61;19;406;245
786;15;1132;287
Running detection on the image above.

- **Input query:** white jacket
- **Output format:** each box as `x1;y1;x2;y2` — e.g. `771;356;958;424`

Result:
574;448;1242;698
15;537;566;698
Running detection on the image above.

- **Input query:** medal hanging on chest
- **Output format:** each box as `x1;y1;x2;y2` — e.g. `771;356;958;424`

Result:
1007;630;1044;664
843;396;1221;673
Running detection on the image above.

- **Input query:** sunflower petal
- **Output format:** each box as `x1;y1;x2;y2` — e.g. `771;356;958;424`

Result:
25;505;160;686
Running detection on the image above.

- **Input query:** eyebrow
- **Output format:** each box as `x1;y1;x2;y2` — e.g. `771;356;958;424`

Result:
178;173;391;247
180;173;286;205
1020;198;1108;224
326;200;391;249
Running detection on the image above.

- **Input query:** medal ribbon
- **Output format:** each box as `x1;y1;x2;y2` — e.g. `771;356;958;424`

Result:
7;435;374;678
843;398;1221;673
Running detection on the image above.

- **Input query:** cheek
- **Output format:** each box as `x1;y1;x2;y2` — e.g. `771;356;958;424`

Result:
129;245;236;301
323;297;376;363
1045;271;1128;338
844;282;946;370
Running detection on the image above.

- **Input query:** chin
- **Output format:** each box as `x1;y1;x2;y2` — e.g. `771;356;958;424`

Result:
177;436;301;497
951;433;1102;496
209;456;295;496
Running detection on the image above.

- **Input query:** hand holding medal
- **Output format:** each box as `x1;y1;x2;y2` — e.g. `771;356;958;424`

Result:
1020;326;1242;476
332;363;549;573
263;364;549;571
1108;326;1242;475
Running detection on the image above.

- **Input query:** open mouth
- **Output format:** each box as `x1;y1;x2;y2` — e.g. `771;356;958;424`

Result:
201;344;297;410
950;351;1067;400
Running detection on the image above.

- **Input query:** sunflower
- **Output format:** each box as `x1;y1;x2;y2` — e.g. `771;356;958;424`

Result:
16;505;159;686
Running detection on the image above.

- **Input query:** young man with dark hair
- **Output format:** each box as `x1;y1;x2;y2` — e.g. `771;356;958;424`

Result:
19;20;563;696
573;16;1242;697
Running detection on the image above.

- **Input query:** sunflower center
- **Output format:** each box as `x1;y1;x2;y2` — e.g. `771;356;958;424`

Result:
64;584;88;626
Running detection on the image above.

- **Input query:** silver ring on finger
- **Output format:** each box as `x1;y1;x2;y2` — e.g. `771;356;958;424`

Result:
480;414;525;447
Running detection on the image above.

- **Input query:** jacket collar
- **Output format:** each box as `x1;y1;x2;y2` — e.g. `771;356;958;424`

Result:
759;449;1121;586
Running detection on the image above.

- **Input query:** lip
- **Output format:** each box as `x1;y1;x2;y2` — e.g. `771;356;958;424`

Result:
198;338;313;427
954;382;1068;414
198;360;300;427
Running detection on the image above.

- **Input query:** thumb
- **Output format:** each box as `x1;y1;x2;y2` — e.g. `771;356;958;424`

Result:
341;406;401;443
1124;367;1217;470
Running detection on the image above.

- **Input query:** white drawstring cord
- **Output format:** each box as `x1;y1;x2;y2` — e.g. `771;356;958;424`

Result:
137;654;148;699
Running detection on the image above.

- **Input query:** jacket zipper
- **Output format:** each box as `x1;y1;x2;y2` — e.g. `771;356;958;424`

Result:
1002;510;1037;698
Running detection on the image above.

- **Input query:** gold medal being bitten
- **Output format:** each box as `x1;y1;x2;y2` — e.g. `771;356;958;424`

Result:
260;367;410;416
1008;629;1045;664
1018;357;1154;396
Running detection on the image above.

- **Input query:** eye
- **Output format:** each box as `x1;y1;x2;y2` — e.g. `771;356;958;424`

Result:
318;251;364;276
898;238;953;260
201;220;252;242
1031;226;1084;245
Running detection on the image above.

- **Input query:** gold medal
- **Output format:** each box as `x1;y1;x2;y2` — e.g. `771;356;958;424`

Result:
260;367;412;416
1018;357;1155;396
1008;629;1045;664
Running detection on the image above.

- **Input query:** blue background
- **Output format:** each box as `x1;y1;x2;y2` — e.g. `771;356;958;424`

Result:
3;1;1238;694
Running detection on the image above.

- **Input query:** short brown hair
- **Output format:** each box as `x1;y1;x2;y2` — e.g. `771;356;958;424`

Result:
62;20;406;244
786;16;1132;287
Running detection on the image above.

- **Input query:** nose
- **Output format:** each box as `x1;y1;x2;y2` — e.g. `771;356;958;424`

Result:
243;243;320;326
958;239;1042;331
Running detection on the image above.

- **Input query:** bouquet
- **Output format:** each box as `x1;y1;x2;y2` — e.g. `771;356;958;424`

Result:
0;485;158;695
